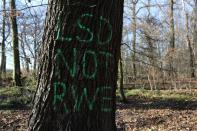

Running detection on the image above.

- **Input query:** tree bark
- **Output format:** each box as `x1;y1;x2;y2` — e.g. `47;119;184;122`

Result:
10;0;22;86
28;0;124;131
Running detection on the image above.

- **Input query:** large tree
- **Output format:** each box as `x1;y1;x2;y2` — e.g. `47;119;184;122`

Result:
28;0;124;131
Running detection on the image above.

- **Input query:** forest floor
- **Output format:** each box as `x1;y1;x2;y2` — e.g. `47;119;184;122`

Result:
0;85;197;131
116;95;197;131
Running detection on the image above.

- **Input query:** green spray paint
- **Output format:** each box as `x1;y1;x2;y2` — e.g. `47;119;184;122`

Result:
55;16;73;42
53;82;101;112
82;50;97;79
63;103;69;113
55;13;112;45
53;82;67;105
55;48;77;78
54;12;114;113
76;13;94;43
97;16;113;45
71;85;100;111
53;82;69;113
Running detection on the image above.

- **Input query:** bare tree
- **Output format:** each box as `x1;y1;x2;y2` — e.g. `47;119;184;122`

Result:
119;47;127;103
131;0;139;79
182;0;196;77
1;0;6;77
169;0;176;77
193;0;197;67
10;0;22;86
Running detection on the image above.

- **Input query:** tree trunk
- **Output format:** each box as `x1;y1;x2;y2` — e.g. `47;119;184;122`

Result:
185;13;195;78
33;20;38;72
10;0;22;86
132;0;137;79
119;51;127;103
145;1;158;90
21;41;30;73
169;0;175;77
193;0;197;67
28;0;124;131
33;32;37;72
1;0;6;78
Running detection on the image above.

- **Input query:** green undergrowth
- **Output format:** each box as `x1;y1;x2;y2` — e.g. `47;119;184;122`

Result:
0;85;36;108
117;88;197;101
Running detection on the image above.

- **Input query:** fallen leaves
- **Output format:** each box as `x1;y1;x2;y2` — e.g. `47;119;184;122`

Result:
0;110;29;131
116;101;197;131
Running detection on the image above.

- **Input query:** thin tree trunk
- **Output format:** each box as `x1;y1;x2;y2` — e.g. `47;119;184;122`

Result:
1;0;6;78
28;0;124;131
185;13;195;78
132;0;137;79
145;1;158;90
21;41;30;73
10;0;22;86
119;52;127;103
33;20;38;72
21;19;30;73
193;0;197;67
169;0;175;77
33;33;37;72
